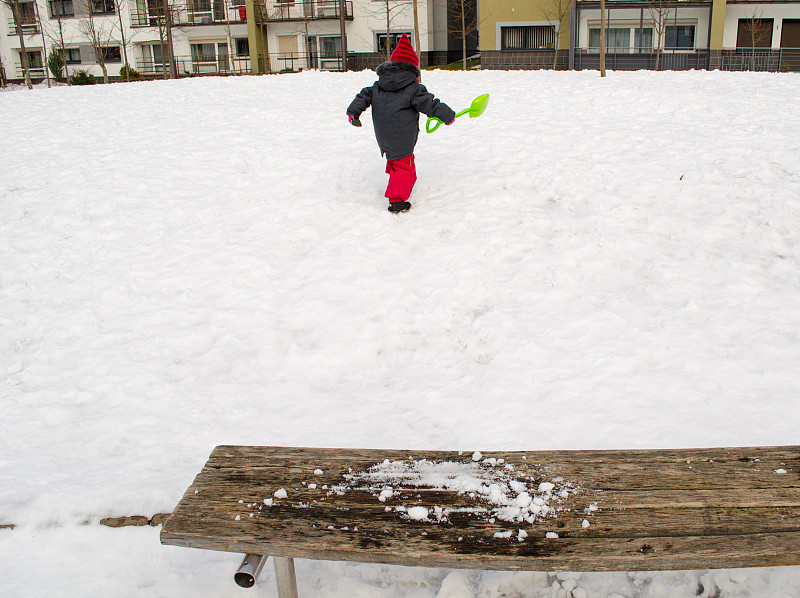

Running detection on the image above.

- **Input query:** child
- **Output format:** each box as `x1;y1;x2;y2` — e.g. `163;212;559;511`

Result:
347;33;456;213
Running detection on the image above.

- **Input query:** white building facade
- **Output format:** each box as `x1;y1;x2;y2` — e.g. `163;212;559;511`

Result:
1;0;456;83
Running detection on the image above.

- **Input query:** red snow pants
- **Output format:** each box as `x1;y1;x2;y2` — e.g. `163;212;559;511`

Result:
384;154;417;203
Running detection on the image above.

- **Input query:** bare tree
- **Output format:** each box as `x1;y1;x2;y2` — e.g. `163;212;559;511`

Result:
3;0;34;88
79;0;120;83
647;0;672;70
111;0;131;75
739;9;772;70
43;0;72;83
148;0;179;78
362;0;412;61
543;0;570;69
447;0;477;71
33;0;52;86
0;55;7;87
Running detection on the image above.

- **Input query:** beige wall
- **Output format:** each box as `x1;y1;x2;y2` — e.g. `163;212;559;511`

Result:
480;0;571;51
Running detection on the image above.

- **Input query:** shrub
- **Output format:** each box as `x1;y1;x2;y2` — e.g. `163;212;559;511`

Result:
779;62;790;73
48;49;65;81
70;69;96;85
120;64;142;81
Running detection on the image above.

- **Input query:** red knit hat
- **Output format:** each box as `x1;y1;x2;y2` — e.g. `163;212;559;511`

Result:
390;33;419;67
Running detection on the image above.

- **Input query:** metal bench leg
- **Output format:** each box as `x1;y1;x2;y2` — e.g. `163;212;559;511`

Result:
273;556;299;598
234;554;267;588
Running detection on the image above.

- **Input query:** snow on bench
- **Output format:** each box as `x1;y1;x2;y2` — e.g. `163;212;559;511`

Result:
160;445;800;597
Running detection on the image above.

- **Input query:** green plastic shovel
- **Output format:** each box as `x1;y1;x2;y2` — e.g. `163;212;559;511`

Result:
426;93;490;134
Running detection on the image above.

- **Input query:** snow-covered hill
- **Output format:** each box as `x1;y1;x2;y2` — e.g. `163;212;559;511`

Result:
1;69;799;597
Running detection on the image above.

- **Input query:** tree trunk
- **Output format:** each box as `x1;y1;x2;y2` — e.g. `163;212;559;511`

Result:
338;0;347;71
116;0;130;77
460;0;467;70
34;1;51;87
412;0;420;66
54;12;70;83
385;0;391;62
599;0;606;77
552;16;559;69
11;0;33;88
165;1;177;78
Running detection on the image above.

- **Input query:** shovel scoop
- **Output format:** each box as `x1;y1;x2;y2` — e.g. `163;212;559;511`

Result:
426;93;490;134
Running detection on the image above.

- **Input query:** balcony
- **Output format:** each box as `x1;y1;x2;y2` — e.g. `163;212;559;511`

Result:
130;0;248;27
253;0;352;24
7;16;41;35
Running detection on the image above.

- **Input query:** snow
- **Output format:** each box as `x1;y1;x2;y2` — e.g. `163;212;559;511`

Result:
328;457;575;525
1;68;800;597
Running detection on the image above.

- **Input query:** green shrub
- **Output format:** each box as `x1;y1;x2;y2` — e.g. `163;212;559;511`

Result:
779;62;790;73
48;49;65;81
70;69;96;85
120;64;142;81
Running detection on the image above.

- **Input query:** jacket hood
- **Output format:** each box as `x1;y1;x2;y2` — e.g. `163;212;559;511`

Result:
376;61;420;92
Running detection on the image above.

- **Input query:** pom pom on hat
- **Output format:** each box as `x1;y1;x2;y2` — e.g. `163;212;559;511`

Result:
390;33;419;67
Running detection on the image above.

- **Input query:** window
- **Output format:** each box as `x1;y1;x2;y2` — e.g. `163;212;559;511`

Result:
17;1;37;24
60;47;81;63
25;51;44;69
191;42;229;73
190;0;210;21
736;19;773;49
235;37;249;57
665;25;695;50
92;0;114;13
142;43;167;72
589;28;632;53
589;26;657;52
191;43;216;61
102;46;122;62
377;32;412;55
501;26;555;50
634;28;653;51
308;35;342;70
318;36;341;58
49;0;74;17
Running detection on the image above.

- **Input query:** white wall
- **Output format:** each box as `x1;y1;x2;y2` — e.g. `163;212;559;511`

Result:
723;3;800;48
577;6;712;49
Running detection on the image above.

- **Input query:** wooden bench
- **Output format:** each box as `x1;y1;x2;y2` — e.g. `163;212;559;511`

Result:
161;445;800;597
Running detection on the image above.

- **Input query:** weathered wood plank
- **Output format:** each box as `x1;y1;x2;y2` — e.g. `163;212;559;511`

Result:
202;445;800;491
161;445;800;572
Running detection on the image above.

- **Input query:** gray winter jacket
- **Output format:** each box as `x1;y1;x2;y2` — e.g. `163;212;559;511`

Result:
347;61;456;161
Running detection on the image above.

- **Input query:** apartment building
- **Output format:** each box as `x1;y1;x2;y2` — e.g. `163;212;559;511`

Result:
0;0;251;82
480;0;800;71
1;0;472;83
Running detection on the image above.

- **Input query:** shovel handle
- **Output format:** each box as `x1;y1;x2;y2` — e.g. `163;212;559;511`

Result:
426;109;469;134
426;117;444;134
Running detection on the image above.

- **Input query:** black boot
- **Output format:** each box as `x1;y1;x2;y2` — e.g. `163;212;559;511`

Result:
388;201;411;213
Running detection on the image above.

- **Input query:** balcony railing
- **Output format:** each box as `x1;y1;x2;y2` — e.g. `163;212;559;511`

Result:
253;0;352;24
270;51;344;71
135;54;251;76
720;48;800;72
574;48;710;70
134;51;349;75
130;1;247;27
7;16;41;35
16;65;46;78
